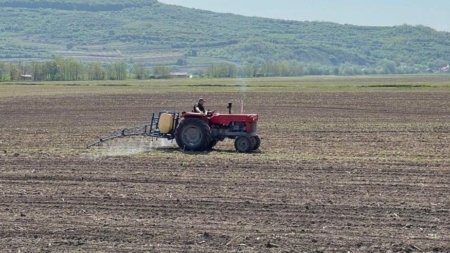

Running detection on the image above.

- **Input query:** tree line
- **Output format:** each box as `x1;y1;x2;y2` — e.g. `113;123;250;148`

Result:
0;57;171;81
0;57;448;82
204;62;305;78
203;60;446;78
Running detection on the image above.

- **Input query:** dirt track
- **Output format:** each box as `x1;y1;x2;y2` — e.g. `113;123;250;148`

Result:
1;88;449;252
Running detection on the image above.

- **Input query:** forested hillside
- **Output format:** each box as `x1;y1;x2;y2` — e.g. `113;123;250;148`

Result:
0;0;449;76
0;0;157;11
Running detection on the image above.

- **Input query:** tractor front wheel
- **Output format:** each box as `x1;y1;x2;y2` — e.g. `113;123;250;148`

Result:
234;136;253;153
175;118;212;152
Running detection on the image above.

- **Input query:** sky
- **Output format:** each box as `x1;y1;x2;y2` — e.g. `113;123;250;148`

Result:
158;0;450;32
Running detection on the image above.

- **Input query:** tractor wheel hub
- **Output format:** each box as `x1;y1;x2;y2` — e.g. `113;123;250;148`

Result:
184;127;202;144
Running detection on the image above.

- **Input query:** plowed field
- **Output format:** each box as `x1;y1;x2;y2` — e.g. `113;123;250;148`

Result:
1;77;450;252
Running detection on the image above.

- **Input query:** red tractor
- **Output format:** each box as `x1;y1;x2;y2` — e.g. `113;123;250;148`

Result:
175;103;260;152
88;103;261;153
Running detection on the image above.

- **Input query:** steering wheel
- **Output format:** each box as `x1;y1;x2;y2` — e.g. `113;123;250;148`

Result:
207;110;216;116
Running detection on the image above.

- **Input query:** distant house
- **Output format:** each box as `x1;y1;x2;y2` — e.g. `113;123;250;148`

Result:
21;74;33;80
170;72;189;78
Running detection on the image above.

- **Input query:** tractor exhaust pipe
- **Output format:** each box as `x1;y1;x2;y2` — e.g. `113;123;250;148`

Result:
227;103;232;114
240;98;244;114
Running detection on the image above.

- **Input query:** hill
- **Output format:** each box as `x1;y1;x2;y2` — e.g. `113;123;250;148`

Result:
0;0;449;73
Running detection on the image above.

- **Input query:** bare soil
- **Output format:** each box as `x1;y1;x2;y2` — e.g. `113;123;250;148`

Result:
1;88;449;252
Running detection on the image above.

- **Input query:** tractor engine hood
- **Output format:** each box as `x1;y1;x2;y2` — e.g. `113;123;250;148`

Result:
209;114;258;125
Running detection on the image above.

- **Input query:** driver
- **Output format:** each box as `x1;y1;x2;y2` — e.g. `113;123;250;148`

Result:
193;98;206;114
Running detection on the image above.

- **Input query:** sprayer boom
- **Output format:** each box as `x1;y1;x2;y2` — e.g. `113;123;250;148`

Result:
87;125;148;148
86;112;180;148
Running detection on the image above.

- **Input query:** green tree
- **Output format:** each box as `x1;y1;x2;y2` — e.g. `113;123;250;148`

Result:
133;64;149;79
238;64;255;78
379;59;397;74
107;62;128;80
66;43;74;50
106;64;116;80
30;62;44;81
88;62;106;80
333;67;340;75
176;58;187;66
115;62;128;80
45;60;58;81
65;58;84;80
289;62;304;76
206;63;237;78
152;65;171;78
9;63;20;81
0;61;8;81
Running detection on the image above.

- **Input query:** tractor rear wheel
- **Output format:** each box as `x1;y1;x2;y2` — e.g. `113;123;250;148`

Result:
250;135;261;150
234;136;253;153
175;118;212;152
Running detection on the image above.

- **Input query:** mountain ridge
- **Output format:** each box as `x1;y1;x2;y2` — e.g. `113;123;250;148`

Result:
0;0;449;73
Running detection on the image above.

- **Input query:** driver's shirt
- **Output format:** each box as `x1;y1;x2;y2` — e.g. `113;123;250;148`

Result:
195;103;205;113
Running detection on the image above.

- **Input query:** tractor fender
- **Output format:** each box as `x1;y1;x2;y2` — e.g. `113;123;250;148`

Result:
181;112;209;119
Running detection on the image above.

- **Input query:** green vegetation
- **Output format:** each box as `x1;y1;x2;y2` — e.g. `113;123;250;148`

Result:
0;0;157;11
0;0;449;76
0;57;131;81
3;57;450;82
2;75;450;92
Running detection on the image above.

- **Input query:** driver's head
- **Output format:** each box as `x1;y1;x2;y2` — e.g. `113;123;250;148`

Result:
199;98;205;105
